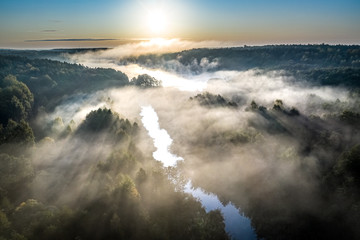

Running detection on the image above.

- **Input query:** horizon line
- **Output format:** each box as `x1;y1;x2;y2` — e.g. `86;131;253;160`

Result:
25;38;119;42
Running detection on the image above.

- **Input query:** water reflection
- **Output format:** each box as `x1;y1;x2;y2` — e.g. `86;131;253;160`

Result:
140;105;257;240
140;106;183;167
184;182;257;240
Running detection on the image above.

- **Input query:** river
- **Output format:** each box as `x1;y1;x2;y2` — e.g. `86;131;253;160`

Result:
140;105;257;240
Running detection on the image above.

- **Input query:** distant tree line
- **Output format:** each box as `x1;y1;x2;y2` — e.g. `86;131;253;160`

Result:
121;44;360;87
0;55;129;112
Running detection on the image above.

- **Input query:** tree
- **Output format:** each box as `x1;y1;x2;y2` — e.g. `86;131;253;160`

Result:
0;154;34;200
191;92;238;108
131;74;162;88
273;99;284;111
76;108;138;142
0;75;33;124
0;119;34;147
251;100;258;110
334;144;360;187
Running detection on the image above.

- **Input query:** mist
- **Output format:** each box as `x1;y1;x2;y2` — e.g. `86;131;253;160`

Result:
57;42;359;239
1;41;359;240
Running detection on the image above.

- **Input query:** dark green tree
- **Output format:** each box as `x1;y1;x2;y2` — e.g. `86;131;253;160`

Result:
0;75;33;124
131;74;162;88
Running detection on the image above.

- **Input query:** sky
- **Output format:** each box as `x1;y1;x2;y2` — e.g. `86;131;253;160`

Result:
0;0;359;48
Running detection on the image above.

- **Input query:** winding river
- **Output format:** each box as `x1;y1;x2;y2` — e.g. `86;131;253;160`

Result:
140;106;257;240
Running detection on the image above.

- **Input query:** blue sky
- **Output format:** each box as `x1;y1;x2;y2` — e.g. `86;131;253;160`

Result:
0;0;359;48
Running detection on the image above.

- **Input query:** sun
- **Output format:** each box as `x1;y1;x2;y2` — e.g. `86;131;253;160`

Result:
147;9;167;34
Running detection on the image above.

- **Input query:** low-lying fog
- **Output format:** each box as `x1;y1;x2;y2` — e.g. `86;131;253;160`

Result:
34;40;359;239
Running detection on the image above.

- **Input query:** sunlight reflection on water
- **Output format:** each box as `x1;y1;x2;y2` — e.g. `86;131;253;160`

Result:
118;64;207;91
140;106;183;167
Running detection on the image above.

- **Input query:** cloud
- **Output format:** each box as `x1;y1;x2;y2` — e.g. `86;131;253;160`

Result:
64;38;239;61
25;38;118;42
41;30;58;32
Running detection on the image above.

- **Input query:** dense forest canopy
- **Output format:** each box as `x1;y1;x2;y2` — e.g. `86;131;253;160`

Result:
0;44;359;240
119;45;360;87
0;54;129;111
0;52;229;240
123;44;360;69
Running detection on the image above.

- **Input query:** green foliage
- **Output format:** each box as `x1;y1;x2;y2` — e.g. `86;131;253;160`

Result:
0;119;35;147
0;55;129;111
0;211;10;233
0;75;33;124
204;210;228;240
137;168;228;240
299;67;360;87
10;199;74;240
334;145;360;187
0;145;229;240
97;150;138;174
339;110;360;126
131;74;162;88
272;99;284;111
250;100;258;110
2;45;360;240
78;108;118;132
122;44;360;87
74;149;228;240
77;108;138;141
190;92;237;108
0;153;34;200
204;128;262;147
288;107;300;116
0;119;35;157
38;137;55;145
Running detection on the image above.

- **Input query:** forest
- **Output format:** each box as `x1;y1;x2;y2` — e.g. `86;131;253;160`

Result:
0;44;359;240
119;44;360;87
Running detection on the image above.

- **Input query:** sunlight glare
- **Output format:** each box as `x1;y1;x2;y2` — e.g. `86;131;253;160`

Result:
147;9;167;34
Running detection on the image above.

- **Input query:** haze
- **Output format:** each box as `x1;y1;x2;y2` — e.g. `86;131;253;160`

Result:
1;0;360;48
0;1;360;240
